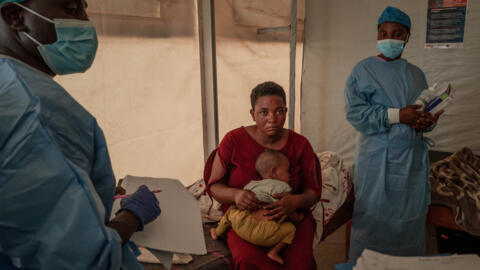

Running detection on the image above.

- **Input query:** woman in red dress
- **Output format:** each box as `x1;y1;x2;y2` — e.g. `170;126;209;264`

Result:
205;81;322;270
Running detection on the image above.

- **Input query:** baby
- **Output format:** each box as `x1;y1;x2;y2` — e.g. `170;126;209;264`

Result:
210;150;303;264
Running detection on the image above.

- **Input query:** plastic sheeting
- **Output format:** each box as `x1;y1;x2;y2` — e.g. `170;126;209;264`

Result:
214;0;305;138
56;1;204;185
54;0;306;186
301;0;480;165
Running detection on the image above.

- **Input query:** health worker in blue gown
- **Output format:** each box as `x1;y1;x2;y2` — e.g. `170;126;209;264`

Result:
344;6;444;261
0;0;160;269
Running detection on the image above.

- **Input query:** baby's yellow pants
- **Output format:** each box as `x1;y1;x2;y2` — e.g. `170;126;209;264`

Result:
215;209;296;247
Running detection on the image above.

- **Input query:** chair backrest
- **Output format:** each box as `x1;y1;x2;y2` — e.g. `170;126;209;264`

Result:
203;149;218;196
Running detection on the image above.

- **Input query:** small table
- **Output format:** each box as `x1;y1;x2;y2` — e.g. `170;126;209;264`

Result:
426;204;461;230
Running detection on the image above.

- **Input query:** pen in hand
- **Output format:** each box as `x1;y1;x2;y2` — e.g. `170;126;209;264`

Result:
114;189;162;200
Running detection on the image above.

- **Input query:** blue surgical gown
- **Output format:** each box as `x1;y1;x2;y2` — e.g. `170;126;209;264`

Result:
0;57;142;269
345;57;431;261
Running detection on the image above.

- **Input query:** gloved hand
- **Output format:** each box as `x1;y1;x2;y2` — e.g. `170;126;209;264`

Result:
117;185;161;231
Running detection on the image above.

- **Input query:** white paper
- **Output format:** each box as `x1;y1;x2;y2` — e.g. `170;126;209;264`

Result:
148;248;173;270
112;175;207;255
137;247;173;270
354;249;480;270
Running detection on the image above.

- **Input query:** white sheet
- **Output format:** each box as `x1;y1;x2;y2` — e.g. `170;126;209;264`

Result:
112;175;207;255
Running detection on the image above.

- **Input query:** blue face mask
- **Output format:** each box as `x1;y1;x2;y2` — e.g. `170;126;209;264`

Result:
15;3;98;75
376;39;405;59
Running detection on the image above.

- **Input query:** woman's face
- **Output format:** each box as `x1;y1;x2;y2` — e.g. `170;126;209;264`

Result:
250;95;287;137
377;22;409;42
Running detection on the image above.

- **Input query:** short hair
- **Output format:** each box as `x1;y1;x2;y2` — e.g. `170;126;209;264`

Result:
250;81;286;110
255;150;289;177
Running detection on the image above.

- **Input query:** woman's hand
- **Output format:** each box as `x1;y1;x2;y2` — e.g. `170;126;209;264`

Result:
411;110;444;130
264;193;300;222
234;189;262;211
399;105;422;126
115;186;126;195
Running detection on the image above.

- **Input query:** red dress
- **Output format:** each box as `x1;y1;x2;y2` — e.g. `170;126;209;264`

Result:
204;127;322;270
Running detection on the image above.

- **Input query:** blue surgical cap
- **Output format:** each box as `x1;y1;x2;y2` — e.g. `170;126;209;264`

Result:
377;6;411;31
0;0;26;6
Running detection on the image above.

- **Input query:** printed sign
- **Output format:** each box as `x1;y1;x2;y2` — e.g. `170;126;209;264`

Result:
426;0;468;48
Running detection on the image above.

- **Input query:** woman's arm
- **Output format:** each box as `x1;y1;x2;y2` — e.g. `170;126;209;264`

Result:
345;74;392;135
265;189;317;221
264;140;321;220
294;189;318;209
107;185;161;244
106;211;140;245
209;153;262;210
0;92;130;269
209;182;237;205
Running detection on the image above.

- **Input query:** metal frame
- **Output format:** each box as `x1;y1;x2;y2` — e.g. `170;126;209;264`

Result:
198;0;219;161
288;0;297;131
198;0;299;160
257;0;298;130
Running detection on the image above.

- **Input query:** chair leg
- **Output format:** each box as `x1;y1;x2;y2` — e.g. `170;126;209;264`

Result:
345;219;352;259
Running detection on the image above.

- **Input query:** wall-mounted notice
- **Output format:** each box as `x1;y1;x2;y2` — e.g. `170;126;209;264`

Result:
426;0;468;48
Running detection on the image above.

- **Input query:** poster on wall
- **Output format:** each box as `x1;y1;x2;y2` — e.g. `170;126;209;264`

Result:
425;0;468;48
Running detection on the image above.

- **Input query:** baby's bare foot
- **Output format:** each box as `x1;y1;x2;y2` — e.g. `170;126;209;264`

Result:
267;251;284;265
210;228;218;240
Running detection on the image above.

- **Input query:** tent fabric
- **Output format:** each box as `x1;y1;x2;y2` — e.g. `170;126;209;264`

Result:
56;1;205;186
301;0;480;165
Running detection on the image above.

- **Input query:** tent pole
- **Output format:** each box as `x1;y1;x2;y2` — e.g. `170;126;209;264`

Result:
288;0;298;130
198;0;219;161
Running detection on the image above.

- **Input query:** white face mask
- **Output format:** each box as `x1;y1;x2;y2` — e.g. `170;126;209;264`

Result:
376;39;405;59
15;2;98;75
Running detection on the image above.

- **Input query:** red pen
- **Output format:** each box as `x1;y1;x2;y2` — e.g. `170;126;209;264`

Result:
114;189;162;200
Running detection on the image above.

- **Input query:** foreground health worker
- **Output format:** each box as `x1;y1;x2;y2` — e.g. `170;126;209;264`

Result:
205;81;322;270
345;6;443;261
0;0;160;269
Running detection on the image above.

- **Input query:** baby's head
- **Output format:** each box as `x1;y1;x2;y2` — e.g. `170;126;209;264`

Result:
255;150;290;183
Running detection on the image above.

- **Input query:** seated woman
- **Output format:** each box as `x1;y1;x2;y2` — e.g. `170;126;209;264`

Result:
204;81;322;270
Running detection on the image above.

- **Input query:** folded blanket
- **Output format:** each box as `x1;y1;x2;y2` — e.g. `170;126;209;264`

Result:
430;147;480;236
188;179;223;223
312;151;353;245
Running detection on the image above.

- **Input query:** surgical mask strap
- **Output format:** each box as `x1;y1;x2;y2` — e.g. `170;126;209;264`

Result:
21;31;42;47
13;2;55;24
14;2;54;47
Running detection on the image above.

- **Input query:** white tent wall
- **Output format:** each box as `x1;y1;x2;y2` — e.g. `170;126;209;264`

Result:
214;0;305;139
56;1;204;186
301;0;480;165
54;0;306;186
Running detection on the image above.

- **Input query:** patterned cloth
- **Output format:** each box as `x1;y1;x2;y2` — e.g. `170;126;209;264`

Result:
430;147;480;236
312;151;353;246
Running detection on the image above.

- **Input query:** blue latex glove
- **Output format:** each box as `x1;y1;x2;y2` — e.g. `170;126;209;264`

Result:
118;185;161;231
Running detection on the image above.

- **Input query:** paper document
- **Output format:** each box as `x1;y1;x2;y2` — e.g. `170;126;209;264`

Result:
353;249;480;270
112;175;207;255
